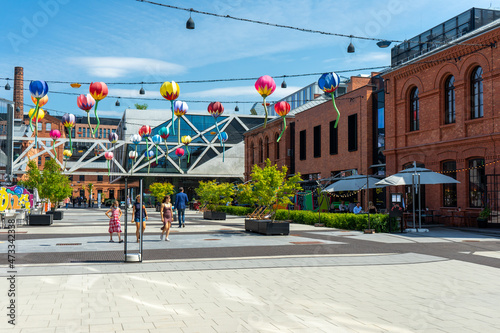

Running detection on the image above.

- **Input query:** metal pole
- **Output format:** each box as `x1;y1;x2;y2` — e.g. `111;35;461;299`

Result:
124;177;128;257
412;174;416;229
418;174;422;229
139;178;143;262
367;174;371;230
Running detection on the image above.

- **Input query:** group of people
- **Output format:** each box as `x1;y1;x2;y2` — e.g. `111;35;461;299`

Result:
105;187;190;243
330;200;378;214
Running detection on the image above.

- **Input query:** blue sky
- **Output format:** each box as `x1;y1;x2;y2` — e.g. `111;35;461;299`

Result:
0;0;498;119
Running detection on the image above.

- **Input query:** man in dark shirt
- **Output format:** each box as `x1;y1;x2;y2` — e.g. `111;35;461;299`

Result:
174;187;189;228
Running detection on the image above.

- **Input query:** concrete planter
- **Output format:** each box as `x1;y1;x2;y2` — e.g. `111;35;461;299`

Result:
203;211;226;220
477;218;488;228
245;219;290;235
29;214;53;226
46;211;64;220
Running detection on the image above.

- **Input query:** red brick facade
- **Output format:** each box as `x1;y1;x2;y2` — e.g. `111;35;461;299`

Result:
382;26;500;214
244;117;294;180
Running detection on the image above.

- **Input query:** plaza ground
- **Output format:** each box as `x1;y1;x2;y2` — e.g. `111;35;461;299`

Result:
1;208;500;332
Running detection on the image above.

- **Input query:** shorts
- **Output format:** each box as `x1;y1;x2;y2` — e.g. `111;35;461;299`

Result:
134;218;146;222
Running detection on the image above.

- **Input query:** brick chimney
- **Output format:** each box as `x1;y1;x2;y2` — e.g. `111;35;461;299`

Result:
13;66;23;120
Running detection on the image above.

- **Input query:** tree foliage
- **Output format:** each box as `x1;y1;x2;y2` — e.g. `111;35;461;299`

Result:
135;103;148;110
195;180;235;211
20;159;72;211
249;159;302;220
148;182;175;203
236;183;256;206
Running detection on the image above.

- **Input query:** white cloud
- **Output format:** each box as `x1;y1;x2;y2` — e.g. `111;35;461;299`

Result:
108;88;161;99
67;57;186;78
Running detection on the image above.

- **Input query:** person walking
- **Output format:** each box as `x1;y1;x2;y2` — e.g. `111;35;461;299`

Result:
160;195;173;241
174;187;189;228
105;201;123;243
132;195;148;243
64;197;70;210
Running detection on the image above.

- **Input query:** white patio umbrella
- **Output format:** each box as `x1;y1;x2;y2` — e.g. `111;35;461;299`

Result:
375;167;460;186
323;174;384;231
323;174;385;192
375;165;460;229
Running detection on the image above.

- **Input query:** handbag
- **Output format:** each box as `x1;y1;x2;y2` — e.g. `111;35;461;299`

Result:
173;211;177;222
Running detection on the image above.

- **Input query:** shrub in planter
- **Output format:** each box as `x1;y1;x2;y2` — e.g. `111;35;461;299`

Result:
196;181;234;219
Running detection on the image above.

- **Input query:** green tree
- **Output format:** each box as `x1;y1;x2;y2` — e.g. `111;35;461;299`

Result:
249;159;302;221
236;183;256;206
149;182;175;203
196;180;235;211
135;103;148;110
20;159;72;212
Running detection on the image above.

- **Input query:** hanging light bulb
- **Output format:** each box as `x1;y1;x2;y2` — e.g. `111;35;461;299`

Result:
115;98;120;106
347;35;355;53
281;76;287;89
139;82;145;95
235;103;239;112
5;79;11;90
186;9;195;29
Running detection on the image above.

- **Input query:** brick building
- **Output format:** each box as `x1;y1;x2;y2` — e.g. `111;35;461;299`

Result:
244;74;386;208
382;8;500;220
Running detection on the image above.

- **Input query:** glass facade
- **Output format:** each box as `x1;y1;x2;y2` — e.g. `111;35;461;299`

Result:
442;161;457;207
469;158;485;207
391;8;500;66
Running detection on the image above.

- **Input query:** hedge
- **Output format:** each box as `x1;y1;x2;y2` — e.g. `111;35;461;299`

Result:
215;206;400;233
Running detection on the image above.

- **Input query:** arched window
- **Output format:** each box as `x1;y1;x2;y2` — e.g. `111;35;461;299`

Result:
275;133;280;160
471;67;483;119
444;76;455;124
265;137;269;160
250;142;254;165
409;87;419;131
258;139;263;163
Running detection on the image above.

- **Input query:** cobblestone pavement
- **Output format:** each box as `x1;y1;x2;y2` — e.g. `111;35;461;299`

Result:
1;208;500;332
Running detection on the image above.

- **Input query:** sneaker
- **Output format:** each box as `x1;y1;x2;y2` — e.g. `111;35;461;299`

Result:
165;238;170;241
182;224;185;228
118;239;123;243
160;234;163;240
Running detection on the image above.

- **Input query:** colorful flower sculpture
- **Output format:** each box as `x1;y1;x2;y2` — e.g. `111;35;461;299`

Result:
160;81;180;135
318;72;341;128
104;151;113;177
139;125;152;173
31;95;48;108
63;149;72;169
144;150;155;173
208;102;226;161
29;80;49;147
274;101;291;142
151;134;162;164
108;132;119;144
49;129;61;159
29;107;45;148
159;126;170;156
173;101;188;144
181;135;192;163
219;131;228;143
175;147;184;168
255;75;276;128
61;113;76;154
130;133;142;158
77;93;96;137
128;150;138;174
89;82;108;138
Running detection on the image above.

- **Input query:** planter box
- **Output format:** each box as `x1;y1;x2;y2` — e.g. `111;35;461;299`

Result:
46;211;64;220
29;214;53;226
245;219;290;235
203;211;226;220
477;218;489;228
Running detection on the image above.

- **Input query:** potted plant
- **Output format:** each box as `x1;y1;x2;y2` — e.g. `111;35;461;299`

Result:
149;182;175;211
244;159;302;235
477;207;490;228
20;159;72;223
196;180;234;220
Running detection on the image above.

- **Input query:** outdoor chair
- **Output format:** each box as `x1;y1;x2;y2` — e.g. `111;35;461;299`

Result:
247;206;265;219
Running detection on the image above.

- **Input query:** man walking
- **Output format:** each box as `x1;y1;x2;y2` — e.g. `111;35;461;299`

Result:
174;187;189;228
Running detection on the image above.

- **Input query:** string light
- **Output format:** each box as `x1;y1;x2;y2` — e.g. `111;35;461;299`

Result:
136;0;490;48
0;65;388;86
